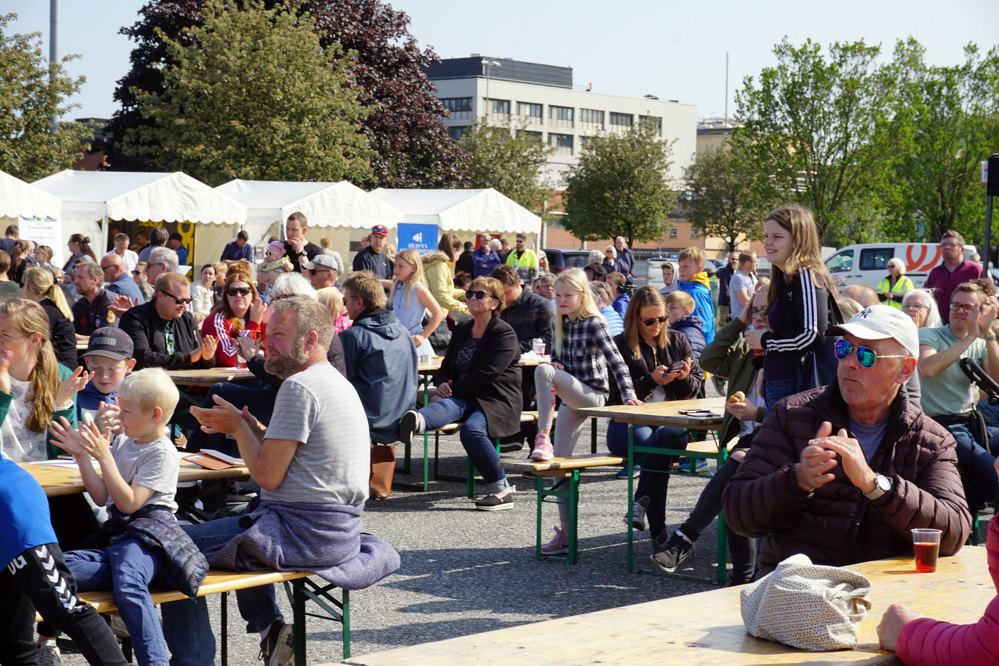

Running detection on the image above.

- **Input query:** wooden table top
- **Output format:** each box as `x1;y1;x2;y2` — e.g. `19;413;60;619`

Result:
23;460;250;497
579;396;726;430
166;367;258;387
342;546;992;665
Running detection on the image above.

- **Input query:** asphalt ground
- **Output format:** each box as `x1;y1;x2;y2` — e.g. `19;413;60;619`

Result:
62;377;995;665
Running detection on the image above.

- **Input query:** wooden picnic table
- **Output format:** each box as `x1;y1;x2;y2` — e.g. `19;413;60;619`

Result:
23;460;250;497
340;546;992;665
166;367;258;387
417;353;550;374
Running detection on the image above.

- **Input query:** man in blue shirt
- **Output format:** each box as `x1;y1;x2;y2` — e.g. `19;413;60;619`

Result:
471;234;501;278
100;253;144;309
167;232;189;266
220;230;253;266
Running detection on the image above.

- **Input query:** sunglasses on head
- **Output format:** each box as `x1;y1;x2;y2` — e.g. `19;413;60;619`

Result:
641;316;668;326
465;290;489;300
227;287;252;296
833;340;907;368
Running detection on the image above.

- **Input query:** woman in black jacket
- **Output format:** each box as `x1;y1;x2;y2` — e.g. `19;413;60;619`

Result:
399;276;523;511
21;267;78;370
605;286;703;565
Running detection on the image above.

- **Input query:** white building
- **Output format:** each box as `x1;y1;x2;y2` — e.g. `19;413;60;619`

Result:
425;56;697;188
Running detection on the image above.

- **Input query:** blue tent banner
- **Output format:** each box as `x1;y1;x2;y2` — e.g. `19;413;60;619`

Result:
397;223;438;252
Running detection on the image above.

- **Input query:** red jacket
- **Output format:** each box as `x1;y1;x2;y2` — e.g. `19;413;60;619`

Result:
897;515;999;665
200;312;259;367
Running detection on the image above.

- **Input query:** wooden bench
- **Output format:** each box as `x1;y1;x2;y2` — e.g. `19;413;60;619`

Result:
56;570;350;665
500;454;625;564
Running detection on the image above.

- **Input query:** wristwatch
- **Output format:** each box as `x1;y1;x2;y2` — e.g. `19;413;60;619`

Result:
864;473;892;500
986;333;997;342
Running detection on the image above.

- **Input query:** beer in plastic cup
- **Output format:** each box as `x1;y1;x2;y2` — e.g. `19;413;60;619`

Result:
911;528;942;573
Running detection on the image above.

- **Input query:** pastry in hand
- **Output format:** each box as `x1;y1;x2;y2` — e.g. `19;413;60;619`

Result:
728;391;745;403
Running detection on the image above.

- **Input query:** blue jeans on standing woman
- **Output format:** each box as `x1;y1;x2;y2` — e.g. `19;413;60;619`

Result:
606;420;689;537
419;397;509;495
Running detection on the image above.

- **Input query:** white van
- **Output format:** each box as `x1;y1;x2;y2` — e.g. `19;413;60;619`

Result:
824;243;978;290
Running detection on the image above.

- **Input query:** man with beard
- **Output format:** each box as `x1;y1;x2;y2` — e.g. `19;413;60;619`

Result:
161;297;400;666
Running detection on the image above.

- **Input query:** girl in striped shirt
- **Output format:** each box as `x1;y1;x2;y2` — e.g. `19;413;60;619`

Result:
530;269;642;556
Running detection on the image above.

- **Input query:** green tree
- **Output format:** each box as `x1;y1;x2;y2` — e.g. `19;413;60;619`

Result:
460;119;553;212
885;39;999;245
735;38;899;241
563;123;677;246
682;143;764;251
0;13;92;181
120;0;372;186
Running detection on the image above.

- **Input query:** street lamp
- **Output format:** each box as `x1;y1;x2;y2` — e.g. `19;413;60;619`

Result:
484;59;501;118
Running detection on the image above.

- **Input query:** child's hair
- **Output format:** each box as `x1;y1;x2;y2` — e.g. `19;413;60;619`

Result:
390;249;425;305
342;270;386;309
213;261;227;278
590;281;613;307
665;290;695;315
765;204;837;305
678;247;706;268
23;267;72;319
36;245;53;263
553;268;600;356
623;286;670;358
118;367;180;425
605;272;626;294
316;286;345;317
0;299;59;432
454;271;472;290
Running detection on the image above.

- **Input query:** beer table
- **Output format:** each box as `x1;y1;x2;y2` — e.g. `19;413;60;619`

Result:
339;546;991;665
166;367;258;387
23;459;251;497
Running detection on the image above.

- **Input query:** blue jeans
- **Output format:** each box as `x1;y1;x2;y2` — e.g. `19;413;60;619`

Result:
944;423;999;512
160;517;283;666
66;537;170;666
606;420;689;536
419;397;508;494
764;377;798;417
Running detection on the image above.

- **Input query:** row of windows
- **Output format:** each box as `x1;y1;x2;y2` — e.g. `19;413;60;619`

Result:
447;126;668;158
440;96;662;134
666;226;699;239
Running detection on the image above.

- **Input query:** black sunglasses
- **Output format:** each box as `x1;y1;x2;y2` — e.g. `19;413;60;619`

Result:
641;316;668;326
227;287;252;296
465;290;489;300
160;290;193;305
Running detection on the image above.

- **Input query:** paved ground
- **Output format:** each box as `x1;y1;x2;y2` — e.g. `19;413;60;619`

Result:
63;378;995;665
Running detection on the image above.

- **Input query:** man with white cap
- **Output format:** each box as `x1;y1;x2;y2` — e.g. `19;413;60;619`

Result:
302;253;340;290
723;305;971;578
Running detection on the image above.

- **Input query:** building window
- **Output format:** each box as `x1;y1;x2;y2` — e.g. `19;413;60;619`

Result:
610;112;634;127
668;226;678;239
489;99;511;115
549;133;573;155
639;115;663;135
447;126;468;140
549;105;574;128
518;130;543;141
579;108;604;129
689;226;700;239
580;135;595;151
440;97;473;120
518;102;542;120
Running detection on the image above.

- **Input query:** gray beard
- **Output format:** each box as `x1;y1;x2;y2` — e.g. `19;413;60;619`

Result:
264;339;308;377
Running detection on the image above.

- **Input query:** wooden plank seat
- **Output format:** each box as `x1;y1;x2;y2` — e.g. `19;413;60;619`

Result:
499;454;625;564
49;570;350;665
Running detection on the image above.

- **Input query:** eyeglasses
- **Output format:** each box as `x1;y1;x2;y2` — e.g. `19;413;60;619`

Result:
131;270;142;275
949;302;977;314
227;287;252;296
747;307;766;318
902;304;928;313
833;340;908;368
160;290;193;305
466;290;489;300
641;316;668;326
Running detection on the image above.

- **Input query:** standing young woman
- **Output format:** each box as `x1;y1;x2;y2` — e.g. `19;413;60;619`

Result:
605;287;701;561
390;249;444;357
530;268;641;555
62;234;97;280
21;267;78;370
200;272;263;367
7;241;27;285
191;264;216;318
745;204;840;410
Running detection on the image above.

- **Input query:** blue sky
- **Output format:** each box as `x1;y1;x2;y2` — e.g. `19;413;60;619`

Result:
5;0;997;121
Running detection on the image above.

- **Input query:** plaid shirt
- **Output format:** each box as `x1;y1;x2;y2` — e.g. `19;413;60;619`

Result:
553;314;636;400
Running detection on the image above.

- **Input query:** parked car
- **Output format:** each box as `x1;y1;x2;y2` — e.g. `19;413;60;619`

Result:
542;248;591;274
824;242;977;290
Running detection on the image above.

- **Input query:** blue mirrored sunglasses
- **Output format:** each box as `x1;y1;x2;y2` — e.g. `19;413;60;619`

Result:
833;340;907;368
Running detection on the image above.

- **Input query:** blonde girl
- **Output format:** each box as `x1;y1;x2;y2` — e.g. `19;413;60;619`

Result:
22;267;78;370
390;249;444;357
530;268;641;556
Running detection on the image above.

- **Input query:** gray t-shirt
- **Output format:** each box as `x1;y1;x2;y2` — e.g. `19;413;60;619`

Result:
729;271;757;319
110;434;179;512
848;416;888;463
263;361;369;505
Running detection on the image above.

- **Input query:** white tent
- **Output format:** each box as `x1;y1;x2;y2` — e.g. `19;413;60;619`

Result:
215;179;404;252
369;188;541;236
32;171;247;270
0;171;65;264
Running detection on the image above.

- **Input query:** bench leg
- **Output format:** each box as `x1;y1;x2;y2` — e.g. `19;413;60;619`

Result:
627;424;635;573
536;471;580;564
292;580;306;666
535;473;544;561
221;590;228;666
567;469;580;565
285;579;350;662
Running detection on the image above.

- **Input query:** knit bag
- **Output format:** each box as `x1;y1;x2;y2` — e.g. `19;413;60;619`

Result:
740;553;872;651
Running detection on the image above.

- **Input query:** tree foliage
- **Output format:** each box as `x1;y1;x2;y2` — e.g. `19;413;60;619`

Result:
119;0;372;187
563;123;677;246
460;119;553;212
106;0;469;187
0;13;92;181
735;38;898;242
682;143;764;251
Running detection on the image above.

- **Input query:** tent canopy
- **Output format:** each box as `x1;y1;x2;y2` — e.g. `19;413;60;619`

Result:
0;171;61;220
370;188;541;236
33;171;246;227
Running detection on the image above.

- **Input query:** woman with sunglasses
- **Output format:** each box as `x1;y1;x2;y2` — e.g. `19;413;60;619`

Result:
200;273;263;367
399;277;523;511
605;286;702;561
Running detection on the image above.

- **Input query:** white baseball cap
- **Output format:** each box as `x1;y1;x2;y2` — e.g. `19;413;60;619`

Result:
826;305;919;358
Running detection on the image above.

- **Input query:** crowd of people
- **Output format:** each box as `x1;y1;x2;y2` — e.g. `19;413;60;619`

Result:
1;207;996;665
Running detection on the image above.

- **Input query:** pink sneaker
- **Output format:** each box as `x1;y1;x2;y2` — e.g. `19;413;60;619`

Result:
540;525;569;556
530;433;554;461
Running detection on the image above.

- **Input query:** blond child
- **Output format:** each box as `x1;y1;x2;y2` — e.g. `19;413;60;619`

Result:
676;247;715;344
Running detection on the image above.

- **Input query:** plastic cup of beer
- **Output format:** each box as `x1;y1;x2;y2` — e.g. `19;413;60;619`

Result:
911;528;942;573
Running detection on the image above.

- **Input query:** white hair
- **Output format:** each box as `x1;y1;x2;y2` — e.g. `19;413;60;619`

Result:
901;288;941;328
489;239;502;251
149;246;179;273
272;272;317;300
886;257;906;275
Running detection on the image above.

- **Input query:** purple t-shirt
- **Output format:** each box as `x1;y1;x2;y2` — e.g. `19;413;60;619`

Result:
923;260;982;324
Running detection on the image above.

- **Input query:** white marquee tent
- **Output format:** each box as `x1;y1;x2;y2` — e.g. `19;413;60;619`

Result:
33;170;247;270
369;188;541;237
0;171;65;264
